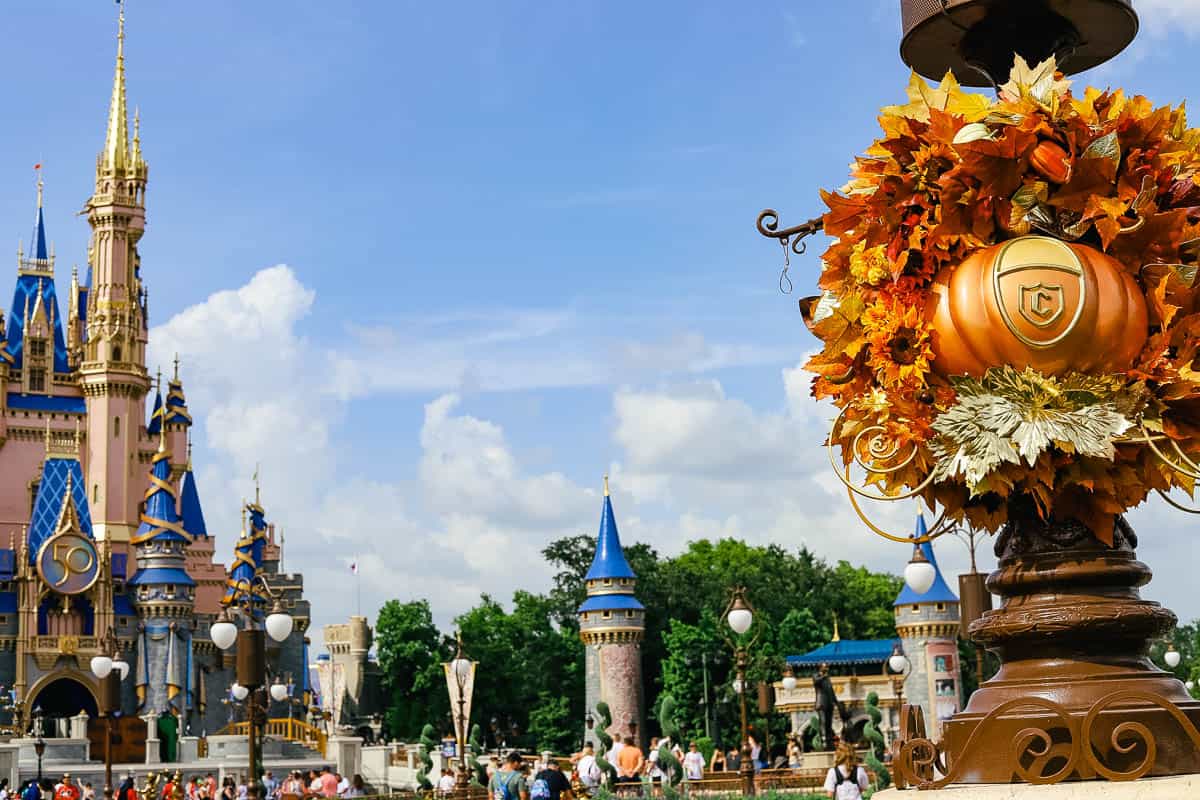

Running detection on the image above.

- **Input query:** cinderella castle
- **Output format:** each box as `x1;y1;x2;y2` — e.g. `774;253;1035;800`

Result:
0;6;310;746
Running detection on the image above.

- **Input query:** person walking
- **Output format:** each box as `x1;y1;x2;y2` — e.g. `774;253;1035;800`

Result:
488;752;528;800
788;738;804;773
822;743;868;800
682;743;705;782
708;749;726;773
614;738;643;784
530;759;572;800
575;743;602;792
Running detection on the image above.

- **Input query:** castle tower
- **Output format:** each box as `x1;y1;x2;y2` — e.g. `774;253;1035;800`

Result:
128;425;195;713
79;2;152;545
162;357;192;476
893;514;962;737
578;477;645;748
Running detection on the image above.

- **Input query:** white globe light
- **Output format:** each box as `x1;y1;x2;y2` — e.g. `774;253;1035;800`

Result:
889;653;910;674
231;683;249;701
211;620;238;651
114;658;129;681
265;611;294;643
270;681;289;702
90;655;113;680
732;679;745;695
1166;649;1182;668
1187;680;1195;692
781;675;798;691
904;560;937;595
452;657;472;682
727;608;753;635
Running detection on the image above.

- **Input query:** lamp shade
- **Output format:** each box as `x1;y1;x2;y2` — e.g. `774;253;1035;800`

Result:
451;657;472;682
782;675;798;691
265;610;294;643
211;620;238;651
90;655;113;679
1166;647;1182;668
1186;680;1195;692
904;558;937;596
889;652;910;674
270;680;289;702
231;683;249;701
732;678;745;695
114;658;129;681
727;608;753;635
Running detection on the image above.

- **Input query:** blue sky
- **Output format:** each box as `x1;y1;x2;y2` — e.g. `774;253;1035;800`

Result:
4;1;1200;640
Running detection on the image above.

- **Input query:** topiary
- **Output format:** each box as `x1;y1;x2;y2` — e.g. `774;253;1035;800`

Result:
417;723;437;791
469;723;488;786
862;692;890;789
593;702;618;787
655;694;684;786
803;713;824;752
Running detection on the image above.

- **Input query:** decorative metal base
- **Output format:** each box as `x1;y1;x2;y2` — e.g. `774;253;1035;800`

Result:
895;504;1200;788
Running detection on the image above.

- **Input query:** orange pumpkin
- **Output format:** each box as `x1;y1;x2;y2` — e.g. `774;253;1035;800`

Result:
927;236;1148;377
1029;139;1072;184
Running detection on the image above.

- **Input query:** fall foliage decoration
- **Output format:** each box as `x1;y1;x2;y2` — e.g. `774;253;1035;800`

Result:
805;56;1200;543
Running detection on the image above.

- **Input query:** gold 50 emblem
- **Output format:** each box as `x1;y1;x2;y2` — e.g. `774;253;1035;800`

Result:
36;532;99;595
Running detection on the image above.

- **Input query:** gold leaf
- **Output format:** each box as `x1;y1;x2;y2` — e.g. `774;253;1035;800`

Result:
952;122;995;144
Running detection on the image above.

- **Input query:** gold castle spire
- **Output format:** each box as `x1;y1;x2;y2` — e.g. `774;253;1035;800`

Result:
603;473;610;497
101;1;129;174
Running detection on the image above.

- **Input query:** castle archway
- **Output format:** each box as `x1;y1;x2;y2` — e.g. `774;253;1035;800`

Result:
27;673;98;737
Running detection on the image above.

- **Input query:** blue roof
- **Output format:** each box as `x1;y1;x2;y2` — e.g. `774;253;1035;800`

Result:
0;550;12;580
584;494;636;581
894;514;960;606
7;393;85;413
578;593;645;612
111;552;128;580
132;450;190;544
788;638;901;667
127;567;196;587
146;390;162;435
223;502;267;607
113;594;135;615
0;592;16;614
32;204;47;261
180;469;208;538
28;458;93;561
163;378;192;426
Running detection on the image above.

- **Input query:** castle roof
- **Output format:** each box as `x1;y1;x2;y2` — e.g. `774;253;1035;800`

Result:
584;488;636;581
578;593;644;612
28;457;93;561
163;374;192;426
223;500;267;606
130;446;190;547
787;638;902;668
146;388;163;435
894;514;959;606
180;467;208;539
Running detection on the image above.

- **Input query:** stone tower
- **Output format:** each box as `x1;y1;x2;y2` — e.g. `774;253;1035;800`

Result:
893;514;962;737
79;2;152;546
578;477;645;749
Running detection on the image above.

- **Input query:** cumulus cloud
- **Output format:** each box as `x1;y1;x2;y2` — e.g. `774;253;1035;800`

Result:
1136;0;1200;36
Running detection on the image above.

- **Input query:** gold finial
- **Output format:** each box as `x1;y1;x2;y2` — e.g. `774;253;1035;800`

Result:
603;473;610;497
240;503;248;539
186;432;193;472
172;352;180;382
132;106;143;166
831;613;841;643
35;167;43;209
253;463;261;506
155;368;166;452
102;0;130;174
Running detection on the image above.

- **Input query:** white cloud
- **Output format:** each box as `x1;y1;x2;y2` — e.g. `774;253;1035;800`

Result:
1136;1;1200;35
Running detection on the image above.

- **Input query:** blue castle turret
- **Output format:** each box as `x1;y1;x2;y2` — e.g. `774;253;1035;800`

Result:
578;477;645;748
128;429;195;713
893;514;962;737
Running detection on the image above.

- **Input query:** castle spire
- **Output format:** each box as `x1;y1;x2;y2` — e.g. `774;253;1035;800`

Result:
101;1;129;174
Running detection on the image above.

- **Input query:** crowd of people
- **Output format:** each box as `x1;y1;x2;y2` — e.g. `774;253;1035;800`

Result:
3;768;368;800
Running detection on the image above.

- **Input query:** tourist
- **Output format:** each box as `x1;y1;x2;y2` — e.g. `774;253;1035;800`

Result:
822;742;868;800
708;748;726;773
344;777;364;800
0;779;9;800
117;777;136;800
788;738;803;773
318;768;337;799
263;772;278;800
682;742;705;781
436;769;454;798
235;777;247;800
531;758;572;800
748;735;763;773
575;743;601;792
487;751;528;800
334;774;348;798
725;749;741;772
82;784;94;800
53;775;80;800
218;777;235;800
614;737;643;784
486;757;500;781
644;737;662;786
204;776;216;800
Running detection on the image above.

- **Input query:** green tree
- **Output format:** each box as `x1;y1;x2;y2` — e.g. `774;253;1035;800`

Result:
375;599;450;739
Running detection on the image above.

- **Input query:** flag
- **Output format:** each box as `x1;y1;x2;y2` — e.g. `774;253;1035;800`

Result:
33;164;41;170
350;561;358;574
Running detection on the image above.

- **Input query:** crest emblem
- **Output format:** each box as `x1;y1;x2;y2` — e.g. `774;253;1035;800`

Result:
992;237;1087;349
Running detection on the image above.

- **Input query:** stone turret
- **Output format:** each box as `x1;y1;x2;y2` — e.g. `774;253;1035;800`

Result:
578;477;645;748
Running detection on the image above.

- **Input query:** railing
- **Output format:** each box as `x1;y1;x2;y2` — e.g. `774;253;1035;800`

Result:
214;717;327;756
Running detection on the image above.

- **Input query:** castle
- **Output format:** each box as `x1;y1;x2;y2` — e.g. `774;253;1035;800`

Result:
0;5;310;744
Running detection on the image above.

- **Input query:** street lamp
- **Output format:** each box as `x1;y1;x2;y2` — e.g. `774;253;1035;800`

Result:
903;545;936;595
210;577;294;800
90;627;127;800
444;632;476;799
1165;642;1182;669
723;586;759;797
781;665;798;692
888;644;911;744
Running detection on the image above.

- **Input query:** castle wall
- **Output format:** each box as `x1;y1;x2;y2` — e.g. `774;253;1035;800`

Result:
895;601;961;738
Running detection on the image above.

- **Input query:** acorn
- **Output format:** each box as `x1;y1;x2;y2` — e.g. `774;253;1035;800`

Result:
1030;139;1073;184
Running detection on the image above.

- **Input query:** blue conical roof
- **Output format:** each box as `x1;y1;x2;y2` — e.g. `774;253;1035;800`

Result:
894;514;959;606
32;205;47;261
131;449;190;545
147;390;162;435
584;493;636;581
180;468;207;538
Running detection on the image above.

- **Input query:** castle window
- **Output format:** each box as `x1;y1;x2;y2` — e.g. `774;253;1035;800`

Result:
936;602;946;612
29;480;39;514
114;416;120;438
93;484;99;504
27;368;45;392
602;610;612;619
119;617;129;626
28;339;46;358
113;345;122;362
603;579;612;586
911;605;920;613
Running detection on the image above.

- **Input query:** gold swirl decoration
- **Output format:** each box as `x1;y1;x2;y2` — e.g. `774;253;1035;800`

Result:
131;450;191;544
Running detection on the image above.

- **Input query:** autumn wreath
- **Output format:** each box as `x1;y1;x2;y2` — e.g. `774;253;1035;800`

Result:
806;57;1200;543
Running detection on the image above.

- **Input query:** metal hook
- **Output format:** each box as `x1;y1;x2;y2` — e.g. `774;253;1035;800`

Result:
779;239;793;294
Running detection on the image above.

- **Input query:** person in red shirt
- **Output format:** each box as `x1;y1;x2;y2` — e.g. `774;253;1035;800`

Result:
318;769;337;799
53;776;81;800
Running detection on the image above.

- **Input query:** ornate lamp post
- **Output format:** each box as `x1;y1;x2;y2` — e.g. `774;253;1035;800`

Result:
33;705;44;781
722;586;759;797
210;576;294;800
887;644;911;743
89;627;129;800
443;632;476;799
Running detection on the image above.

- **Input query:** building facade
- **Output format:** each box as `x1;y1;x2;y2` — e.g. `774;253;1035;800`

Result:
0;6;311;745
893;514;962;737
578;478;645;749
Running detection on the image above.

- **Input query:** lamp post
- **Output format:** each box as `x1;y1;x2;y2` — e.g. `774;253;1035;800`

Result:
887;644;911;745
210;576;294;800
90;627;129;800
33;705;44;781
723;586;759;797
444;633;476;799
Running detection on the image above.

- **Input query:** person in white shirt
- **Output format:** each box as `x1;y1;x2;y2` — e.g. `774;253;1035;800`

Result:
608;735;625;768
682;742;705;781
436;770;455;798
576;744;601;791
823;743;869;800
645;738;662;783
335;775;350;797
